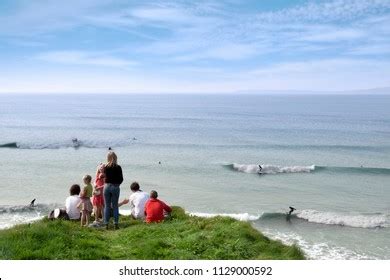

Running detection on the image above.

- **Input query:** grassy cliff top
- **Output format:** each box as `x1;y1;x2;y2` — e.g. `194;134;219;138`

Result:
0;206;304;260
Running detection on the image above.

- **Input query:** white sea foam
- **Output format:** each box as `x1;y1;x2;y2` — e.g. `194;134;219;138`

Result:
296;210;389;228
0;211;45;230
0;203;58;230
261;230;374;260
0;215;44;230
188;212;261;221
232;163;315;174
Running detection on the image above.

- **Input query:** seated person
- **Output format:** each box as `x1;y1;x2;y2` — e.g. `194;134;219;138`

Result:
65;184;82;220
144;190;172;223
119;182;149;219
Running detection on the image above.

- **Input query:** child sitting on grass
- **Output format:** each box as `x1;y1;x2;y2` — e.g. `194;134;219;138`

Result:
78;175;93;226
144;190;172;223
65;184;81;220
119;182;149;220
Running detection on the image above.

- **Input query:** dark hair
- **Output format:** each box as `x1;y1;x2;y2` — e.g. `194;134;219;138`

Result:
130;182;140;191
150;190;158;199
70;184;81;196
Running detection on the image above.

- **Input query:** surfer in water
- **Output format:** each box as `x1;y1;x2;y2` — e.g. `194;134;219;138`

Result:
29;199;36;207
72;138;80;148
258;165;263;174
286;206;296;221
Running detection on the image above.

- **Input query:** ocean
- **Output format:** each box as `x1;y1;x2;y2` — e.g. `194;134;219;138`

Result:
0;94;389;259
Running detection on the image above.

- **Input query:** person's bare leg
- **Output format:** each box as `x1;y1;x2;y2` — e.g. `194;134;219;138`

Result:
94;206;98;222
80;212;85;226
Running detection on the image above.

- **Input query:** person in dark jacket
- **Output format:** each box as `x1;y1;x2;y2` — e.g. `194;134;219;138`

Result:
103;151;123;229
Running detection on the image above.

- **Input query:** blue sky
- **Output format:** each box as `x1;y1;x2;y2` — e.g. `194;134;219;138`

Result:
0;0;390;93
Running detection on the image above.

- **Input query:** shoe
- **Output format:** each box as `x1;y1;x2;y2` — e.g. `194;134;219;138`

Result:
105;224;109;230
114;224;119;230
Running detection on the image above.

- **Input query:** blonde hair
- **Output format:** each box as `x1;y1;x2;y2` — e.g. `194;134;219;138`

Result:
83;174;92;184
106;151;118;167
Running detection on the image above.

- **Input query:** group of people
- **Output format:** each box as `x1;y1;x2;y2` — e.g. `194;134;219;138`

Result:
64;151;172;229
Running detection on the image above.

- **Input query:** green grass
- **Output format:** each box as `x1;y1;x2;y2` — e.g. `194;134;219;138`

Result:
0;206;305;260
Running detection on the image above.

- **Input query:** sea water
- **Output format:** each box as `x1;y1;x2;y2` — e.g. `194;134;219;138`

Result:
0;94;389;259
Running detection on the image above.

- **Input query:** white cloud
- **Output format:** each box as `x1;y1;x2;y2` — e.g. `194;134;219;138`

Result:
172;43;260;62
126;1;390;62
299;27;364;42
0;0;116;36
35;51;136;67
349;44;390;55
130;7;191;24
1;0;390;93
254;0;390;23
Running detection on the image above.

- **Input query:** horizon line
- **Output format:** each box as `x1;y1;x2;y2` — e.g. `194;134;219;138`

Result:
0;87;389;95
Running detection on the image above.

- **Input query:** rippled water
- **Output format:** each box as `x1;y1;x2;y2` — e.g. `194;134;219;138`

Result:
0;94;389;259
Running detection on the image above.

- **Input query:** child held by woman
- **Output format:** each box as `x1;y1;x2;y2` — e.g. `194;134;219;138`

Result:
78;175;93;226
92;164;105;223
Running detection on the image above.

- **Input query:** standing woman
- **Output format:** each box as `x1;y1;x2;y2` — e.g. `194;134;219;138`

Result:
103;151;123;229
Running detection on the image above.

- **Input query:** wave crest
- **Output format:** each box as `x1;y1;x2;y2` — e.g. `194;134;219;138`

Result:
296;210;389;228
188;212;261;221
0;204;55;214
226;163;390;175
188;210;389;228
228;163;315;174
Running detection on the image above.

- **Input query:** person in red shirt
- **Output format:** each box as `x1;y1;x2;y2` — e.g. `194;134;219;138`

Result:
144;190;172;223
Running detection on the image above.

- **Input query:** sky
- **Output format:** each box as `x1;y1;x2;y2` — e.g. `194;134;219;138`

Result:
0;0;390;94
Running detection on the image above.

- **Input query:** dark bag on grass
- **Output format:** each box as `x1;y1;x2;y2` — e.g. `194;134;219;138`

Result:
48;208;69;220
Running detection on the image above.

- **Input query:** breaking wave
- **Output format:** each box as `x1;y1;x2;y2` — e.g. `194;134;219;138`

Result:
0;203;59;230
0;204;55;214
225;163;390;175
0;140;132;150
295;210;389;228
188;210;389;229
188;212;261;221
226;163;315;174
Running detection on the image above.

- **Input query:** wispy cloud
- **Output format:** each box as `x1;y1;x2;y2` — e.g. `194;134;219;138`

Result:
253;0;390;23
1;0;390;93
298;26;365;42
349;44;390;55
35;51;136;68
130;7;193;24
0;0;116;36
